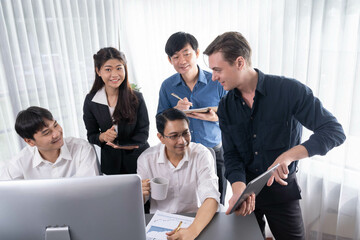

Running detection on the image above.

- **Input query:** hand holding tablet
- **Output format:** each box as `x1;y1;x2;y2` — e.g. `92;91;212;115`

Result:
106;142;140;150
228;164;280;215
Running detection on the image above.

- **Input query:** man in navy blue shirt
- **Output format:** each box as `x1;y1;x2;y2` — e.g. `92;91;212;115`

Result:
157;32;227;204
204;32;346;240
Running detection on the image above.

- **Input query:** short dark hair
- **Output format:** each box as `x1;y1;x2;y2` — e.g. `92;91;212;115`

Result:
204;31;252;66
15;106;54;139
156;108;189;135
165;32;198;58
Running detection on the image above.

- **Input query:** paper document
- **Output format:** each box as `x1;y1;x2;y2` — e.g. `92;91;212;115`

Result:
182;106;218;113
146;210;194;240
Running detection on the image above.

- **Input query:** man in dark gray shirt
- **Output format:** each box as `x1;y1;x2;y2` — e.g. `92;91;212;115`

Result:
204;31;346;240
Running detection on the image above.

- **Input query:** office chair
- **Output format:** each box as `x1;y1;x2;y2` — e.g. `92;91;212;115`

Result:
92;144;102;175
207;147;217;174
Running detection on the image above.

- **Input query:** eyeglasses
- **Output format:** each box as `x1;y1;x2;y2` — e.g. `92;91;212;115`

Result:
163;131;190;141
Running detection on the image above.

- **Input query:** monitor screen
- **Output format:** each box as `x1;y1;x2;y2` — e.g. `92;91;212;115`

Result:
0;174;146;240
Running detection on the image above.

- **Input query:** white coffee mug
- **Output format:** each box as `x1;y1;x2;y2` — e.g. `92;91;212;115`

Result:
150;177;169;200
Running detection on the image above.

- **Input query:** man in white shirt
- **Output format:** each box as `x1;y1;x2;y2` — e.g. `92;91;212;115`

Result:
0;106;99;180
137;108;220;240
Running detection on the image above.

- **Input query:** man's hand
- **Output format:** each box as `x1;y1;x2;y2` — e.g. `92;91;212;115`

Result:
266;154;291;186
141;179;150;199
99;126;117;143
267;145;309;186
166;227;197;240
174;97;193;111
186;109;219;122
226;182;255;216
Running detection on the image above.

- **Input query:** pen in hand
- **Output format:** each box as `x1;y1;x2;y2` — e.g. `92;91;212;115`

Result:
171;93;182;101
174;221;183;233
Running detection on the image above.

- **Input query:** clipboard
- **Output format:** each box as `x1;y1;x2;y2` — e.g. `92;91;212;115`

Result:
229;164;280;214
182;106;218;113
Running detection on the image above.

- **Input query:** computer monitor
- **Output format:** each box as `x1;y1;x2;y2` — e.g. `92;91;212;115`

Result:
0;174;147;240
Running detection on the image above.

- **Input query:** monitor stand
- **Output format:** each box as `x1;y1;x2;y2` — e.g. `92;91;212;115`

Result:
45;226;71;240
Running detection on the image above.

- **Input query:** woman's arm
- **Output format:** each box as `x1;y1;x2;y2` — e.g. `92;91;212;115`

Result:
130;92;150;144
83;94;103;147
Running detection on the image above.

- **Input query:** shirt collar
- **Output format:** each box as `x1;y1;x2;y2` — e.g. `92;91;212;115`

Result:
233;68;266;99
255;68;266;96
157;143;190;168
91;87;108;106
32;140;73;168
172;65;207;87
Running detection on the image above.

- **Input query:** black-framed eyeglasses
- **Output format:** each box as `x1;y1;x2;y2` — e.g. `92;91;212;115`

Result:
163;131;190;141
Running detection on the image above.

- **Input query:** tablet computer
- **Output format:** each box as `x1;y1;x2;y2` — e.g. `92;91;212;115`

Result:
229;163;280;214
182;106;218;113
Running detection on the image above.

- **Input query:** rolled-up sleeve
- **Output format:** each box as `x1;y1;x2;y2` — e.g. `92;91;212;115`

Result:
291;83;346;157
196;148;220;205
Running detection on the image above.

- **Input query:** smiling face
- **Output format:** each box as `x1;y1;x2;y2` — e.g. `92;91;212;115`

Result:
25;119;64;154
158;119;191;159
96;58;126;91
209;51;244;91
169;43;199;76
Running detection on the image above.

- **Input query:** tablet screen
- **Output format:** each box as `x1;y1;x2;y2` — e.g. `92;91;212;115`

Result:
229;164;280;214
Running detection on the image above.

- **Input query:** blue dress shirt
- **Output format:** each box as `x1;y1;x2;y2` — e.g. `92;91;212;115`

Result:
218;69;346;185
157;66;227;148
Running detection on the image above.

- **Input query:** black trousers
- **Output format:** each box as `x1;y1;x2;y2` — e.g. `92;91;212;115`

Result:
254;200;305;240
213;144;227;205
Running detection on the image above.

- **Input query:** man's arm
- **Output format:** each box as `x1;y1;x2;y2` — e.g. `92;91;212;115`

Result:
166;198;218;240
268;81;346;186
225;182;256;216
0;153;26;180
141;179;150;202
75;143;99;177
157;82;173;115
267;145;308;186
217;97;256;216
137;153;151;203
0;164;20;180
293;82;346;157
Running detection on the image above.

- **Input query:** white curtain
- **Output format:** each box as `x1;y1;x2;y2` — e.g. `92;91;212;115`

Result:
118;0;360;239
0;0;121;167
1;0;359;239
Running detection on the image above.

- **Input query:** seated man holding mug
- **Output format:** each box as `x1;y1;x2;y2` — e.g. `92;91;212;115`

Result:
137;108;220;240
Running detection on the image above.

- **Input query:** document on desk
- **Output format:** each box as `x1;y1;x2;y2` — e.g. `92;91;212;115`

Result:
146;210;194;240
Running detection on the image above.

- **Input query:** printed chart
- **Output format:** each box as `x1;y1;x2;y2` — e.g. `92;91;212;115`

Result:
146;211;194;240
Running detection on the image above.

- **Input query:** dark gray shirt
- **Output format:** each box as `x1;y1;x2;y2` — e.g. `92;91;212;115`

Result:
218;69;346;185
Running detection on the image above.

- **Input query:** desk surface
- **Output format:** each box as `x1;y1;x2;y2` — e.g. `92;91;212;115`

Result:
145;212;263;240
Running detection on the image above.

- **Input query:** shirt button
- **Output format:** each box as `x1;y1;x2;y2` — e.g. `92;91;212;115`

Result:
255;169;258;172
242;102;245;105
253;134;256;138
254;151;258;155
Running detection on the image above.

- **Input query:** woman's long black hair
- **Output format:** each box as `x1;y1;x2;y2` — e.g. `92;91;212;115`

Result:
90;47;138;124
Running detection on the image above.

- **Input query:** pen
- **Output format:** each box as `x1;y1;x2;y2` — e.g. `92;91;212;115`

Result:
171;93;182;101
174;221;183;233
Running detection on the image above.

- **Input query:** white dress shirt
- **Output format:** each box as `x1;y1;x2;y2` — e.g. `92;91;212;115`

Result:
0;137;99;180
137;142;220;213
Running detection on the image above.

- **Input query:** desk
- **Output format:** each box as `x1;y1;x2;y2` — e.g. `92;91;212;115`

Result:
145;212;263;240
